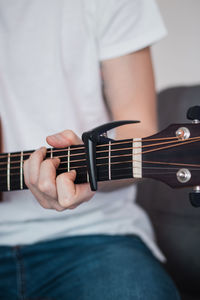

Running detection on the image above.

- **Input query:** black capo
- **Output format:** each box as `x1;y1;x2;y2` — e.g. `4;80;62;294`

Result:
82;120;140;191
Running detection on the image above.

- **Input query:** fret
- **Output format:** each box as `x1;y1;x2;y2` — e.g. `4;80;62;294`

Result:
7;153;10;191
68;146;70;172
87;171;89;183
132;138;142;178
10;151;25;191
68;145;87;184
0;140;135;191
0;154;7;191
54;146;87;183
0;138;138;191
110;139;133;181
96;142;109;182
108;141;111;180
20;151;23;190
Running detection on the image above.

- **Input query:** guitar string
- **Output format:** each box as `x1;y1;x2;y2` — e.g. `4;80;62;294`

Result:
0;165;199;190
1;157;200;179
1;146;200;187
0;136;179;159
0;135;197;166
0;138;180;162
0;136;199;168
2;166;200;178
1;152;200;173
0;135;199;160
0;137;199;177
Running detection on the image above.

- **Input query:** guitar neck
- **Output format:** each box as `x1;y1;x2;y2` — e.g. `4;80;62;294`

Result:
1;122;200;192
0;138;142;192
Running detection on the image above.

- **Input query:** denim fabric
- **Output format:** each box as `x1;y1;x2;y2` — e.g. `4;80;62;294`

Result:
0;235;180;300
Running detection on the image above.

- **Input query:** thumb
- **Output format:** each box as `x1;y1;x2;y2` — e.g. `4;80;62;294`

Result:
46;130;82;148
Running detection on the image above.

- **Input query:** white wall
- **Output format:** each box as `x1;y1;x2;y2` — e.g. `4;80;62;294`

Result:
152;0;200;91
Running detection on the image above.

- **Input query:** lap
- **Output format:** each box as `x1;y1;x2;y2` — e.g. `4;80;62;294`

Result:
0;235;180;300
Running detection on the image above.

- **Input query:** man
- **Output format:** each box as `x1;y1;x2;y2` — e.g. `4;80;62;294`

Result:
0;0;180;299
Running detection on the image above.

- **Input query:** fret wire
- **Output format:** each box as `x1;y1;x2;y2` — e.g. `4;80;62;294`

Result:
132;139;134;178
108;141;111;180
87;172;89;183
7;153;10;191
50;148;53;158
68;146;70;172
20;151;23;190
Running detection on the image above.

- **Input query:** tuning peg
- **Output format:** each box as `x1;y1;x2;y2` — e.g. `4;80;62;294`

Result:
187;106;200;122
189;186;200;207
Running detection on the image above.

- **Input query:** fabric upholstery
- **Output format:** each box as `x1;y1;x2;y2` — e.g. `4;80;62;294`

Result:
136;85;200;300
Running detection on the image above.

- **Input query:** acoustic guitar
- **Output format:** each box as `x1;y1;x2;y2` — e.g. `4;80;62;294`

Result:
0;106;200;206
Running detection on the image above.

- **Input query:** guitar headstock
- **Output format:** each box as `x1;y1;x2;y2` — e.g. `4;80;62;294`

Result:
142;106;200;207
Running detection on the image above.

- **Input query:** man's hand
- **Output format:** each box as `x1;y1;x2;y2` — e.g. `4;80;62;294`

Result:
24;130;94;211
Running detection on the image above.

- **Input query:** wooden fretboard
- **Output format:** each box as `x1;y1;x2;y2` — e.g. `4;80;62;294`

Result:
1;123;200;192
0;138;142;192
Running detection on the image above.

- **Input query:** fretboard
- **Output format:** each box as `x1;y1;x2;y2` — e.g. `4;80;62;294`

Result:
0;138;142;192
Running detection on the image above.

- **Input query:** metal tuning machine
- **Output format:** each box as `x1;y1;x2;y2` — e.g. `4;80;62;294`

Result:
82;120;140;191
187;106;200;207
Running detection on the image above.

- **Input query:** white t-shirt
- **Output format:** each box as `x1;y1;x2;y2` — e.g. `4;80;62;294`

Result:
0;0;166;261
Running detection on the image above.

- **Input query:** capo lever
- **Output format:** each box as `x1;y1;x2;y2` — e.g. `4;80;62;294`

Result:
82;120;140;191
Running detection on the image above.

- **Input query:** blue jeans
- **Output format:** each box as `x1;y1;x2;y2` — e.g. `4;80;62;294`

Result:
0;235;180;300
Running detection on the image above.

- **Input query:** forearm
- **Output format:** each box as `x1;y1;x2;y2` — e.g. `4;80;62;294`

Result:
99;48;157;192
102;47;157;140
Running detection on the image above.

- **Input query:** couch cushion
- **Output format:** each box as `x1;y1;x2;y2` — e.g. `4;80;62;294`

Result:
137;85;200;297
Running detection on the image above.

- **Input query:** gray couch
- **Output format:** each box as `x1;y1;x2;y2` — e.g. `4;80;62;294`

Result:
136;85;200;300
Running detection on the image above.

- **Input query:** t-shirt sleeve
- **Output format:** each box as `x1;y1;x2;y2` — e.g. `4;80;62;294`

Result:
95;0;167;61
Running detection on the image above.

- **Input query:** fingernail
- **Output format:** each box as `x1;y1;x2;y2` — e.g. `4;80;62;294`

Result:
53;158;60;167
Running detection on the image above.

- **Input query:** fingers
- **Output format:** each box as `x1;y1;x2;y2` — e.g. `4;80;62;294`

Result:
56;170;95;209
24;148;64;210
24;130;95;212
46;130;82;148
38;157;60;198
24;147;47;186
